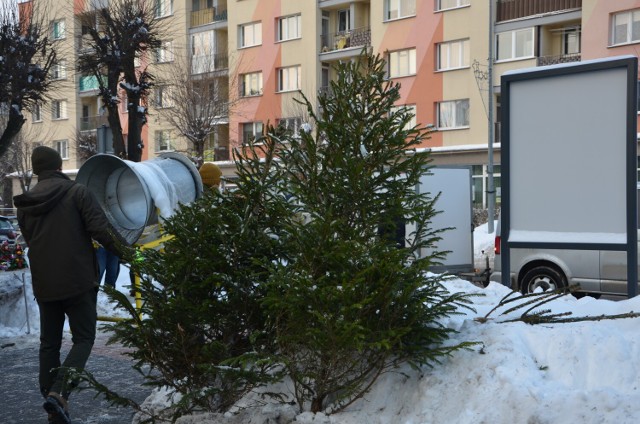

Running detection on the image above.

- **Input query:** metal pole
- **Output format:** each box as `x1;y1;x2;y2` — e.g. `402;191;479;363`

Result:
487;0;496;233
21;272;30;334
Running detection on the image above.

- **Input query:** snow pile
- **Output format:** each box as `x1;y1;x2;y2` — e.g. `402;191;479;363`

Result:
5;223;640;424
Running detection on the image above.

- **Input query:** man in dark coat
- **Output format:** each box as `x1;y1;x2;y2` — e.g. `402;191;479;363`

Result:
13;146;129;424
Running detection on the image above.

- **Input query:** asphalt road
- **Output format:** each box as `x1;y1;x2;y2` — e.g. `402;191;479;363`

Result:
0;329;150;424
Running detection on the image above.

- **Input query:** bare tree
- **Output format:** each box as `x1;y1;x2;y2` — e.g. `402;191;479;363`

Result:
0;115;55;196
154;51;237;167
74;129;98;162
0;0;57;159
76;0;165;162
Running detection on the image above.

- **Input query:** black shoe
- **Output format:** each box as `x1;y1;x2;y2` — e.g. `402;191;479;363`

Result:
43;392;71;424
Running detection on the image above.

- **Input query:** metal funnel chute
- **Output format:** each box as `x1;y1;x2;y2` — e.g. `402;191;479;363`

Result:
76;153;203;245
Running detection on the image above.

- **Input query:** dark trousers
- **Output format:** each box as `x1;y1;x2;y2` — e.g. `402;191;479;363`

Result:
96;247;120;288
37;288;98;399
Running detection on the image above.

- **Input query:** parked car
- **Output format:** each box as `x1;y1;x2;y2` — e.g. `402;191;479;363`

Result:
490;213;638;297
0;216;17;248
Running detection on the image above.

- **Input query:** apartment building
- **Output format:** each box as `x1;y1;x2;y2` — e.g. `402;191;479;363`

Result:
13;0;640;209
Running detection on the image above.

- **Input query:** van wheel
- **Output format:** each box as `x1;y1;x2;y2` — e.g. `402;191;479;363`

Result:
520;266;566;294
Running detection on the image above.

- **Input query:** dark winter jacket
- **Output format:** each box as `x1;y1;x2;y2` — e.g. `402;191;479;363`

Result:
13;170;127;302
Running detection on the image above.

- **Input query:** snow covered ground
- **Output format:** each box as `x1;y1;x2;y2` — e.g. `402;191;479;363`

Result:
3;222;640;423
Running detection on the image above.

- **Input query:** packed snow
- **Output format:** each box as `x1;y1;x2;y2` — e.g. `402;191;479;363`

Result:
2;222;640;424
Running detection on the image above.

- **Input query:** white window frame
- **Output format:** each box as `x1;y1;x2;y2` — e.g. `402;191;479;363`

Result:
241;72;263;97
51;19;65;40
242;122;263;144
51;60;67;80
51;100;67;120
337;9;351;33
437;99;469;130
240;21;262;48
390;104;417;131
611;9;640;46
385;0;417;21
435;0;470;12
563;27;581;54
277;66;301;93
277;117;303;136
55;140;69;160
155;130;174;152
155;40;174;63
154;86;173;108
388;48;416;78
437;39;469;71
32;104;42;122
496;28;535;62
155;0;173;18
277;14;301;42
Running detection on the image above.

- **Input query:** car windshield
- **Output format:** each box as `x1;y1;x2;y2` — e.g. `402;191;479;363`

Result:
0;220;13;230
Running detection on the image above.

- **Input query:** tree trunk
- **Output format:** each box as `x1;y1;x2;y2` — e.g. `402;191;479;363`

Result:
0;112;25;159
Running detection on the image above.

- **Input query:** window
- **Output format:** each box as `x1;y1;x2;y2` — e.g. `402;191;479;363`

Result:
277;14;301;42
435;0;470;11
55;140;69;160
240;22;262;48
32;104;42;122
155;0;173;18
612;9;640;45
388;48;416;78
50;61;66;80
472;165;501;208
437;99;469;129
277;66;301;92
338;9;350;33
155;130;174;152
51;100;67;120
241;72;263;97
155;41;173;63
390;104;417;131
385;0;417;20
51;19;65;40
563;27;581;54
437;39;469;71
277;117;303;136
154;86;173;108
242;122;263;144
496;28;534;61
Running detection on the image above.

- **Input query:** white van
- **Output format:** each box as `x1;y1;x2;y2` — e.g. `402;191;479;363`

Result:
490;215;637;296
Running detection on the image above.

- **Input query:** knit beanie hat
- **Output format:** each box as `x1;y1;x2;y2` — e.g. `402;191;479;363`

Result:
199;162;222;188
32;146;62;175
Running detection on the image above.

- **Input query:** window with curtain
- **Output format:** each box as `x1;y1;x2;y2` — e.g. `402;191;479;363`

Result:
388;48;416;77
241;72;263;96
437;99;469;129
437;39;469;71
240;22;262;48
612;9;640;45
277;14;301;41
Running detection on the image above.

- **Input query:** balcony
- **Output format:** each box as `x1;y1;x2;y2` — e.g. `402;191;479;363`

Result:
79;115;109;132
191;6;227;27
537;53;581;66
320;26;371;60
496;0;581;22
191;53;229;75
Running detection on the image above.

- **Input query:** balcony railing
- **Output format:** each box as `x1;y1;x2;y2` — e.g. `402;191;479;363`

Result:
191;53;229;75
191;6;228;27
321;26;371;54
496;0;581;22
79;115;108;132
537;53;581;66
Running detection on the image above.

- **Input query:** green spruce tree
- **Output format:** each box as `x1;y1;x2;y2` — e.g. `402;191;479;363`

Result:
262;53;477;413
102;136;292;418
